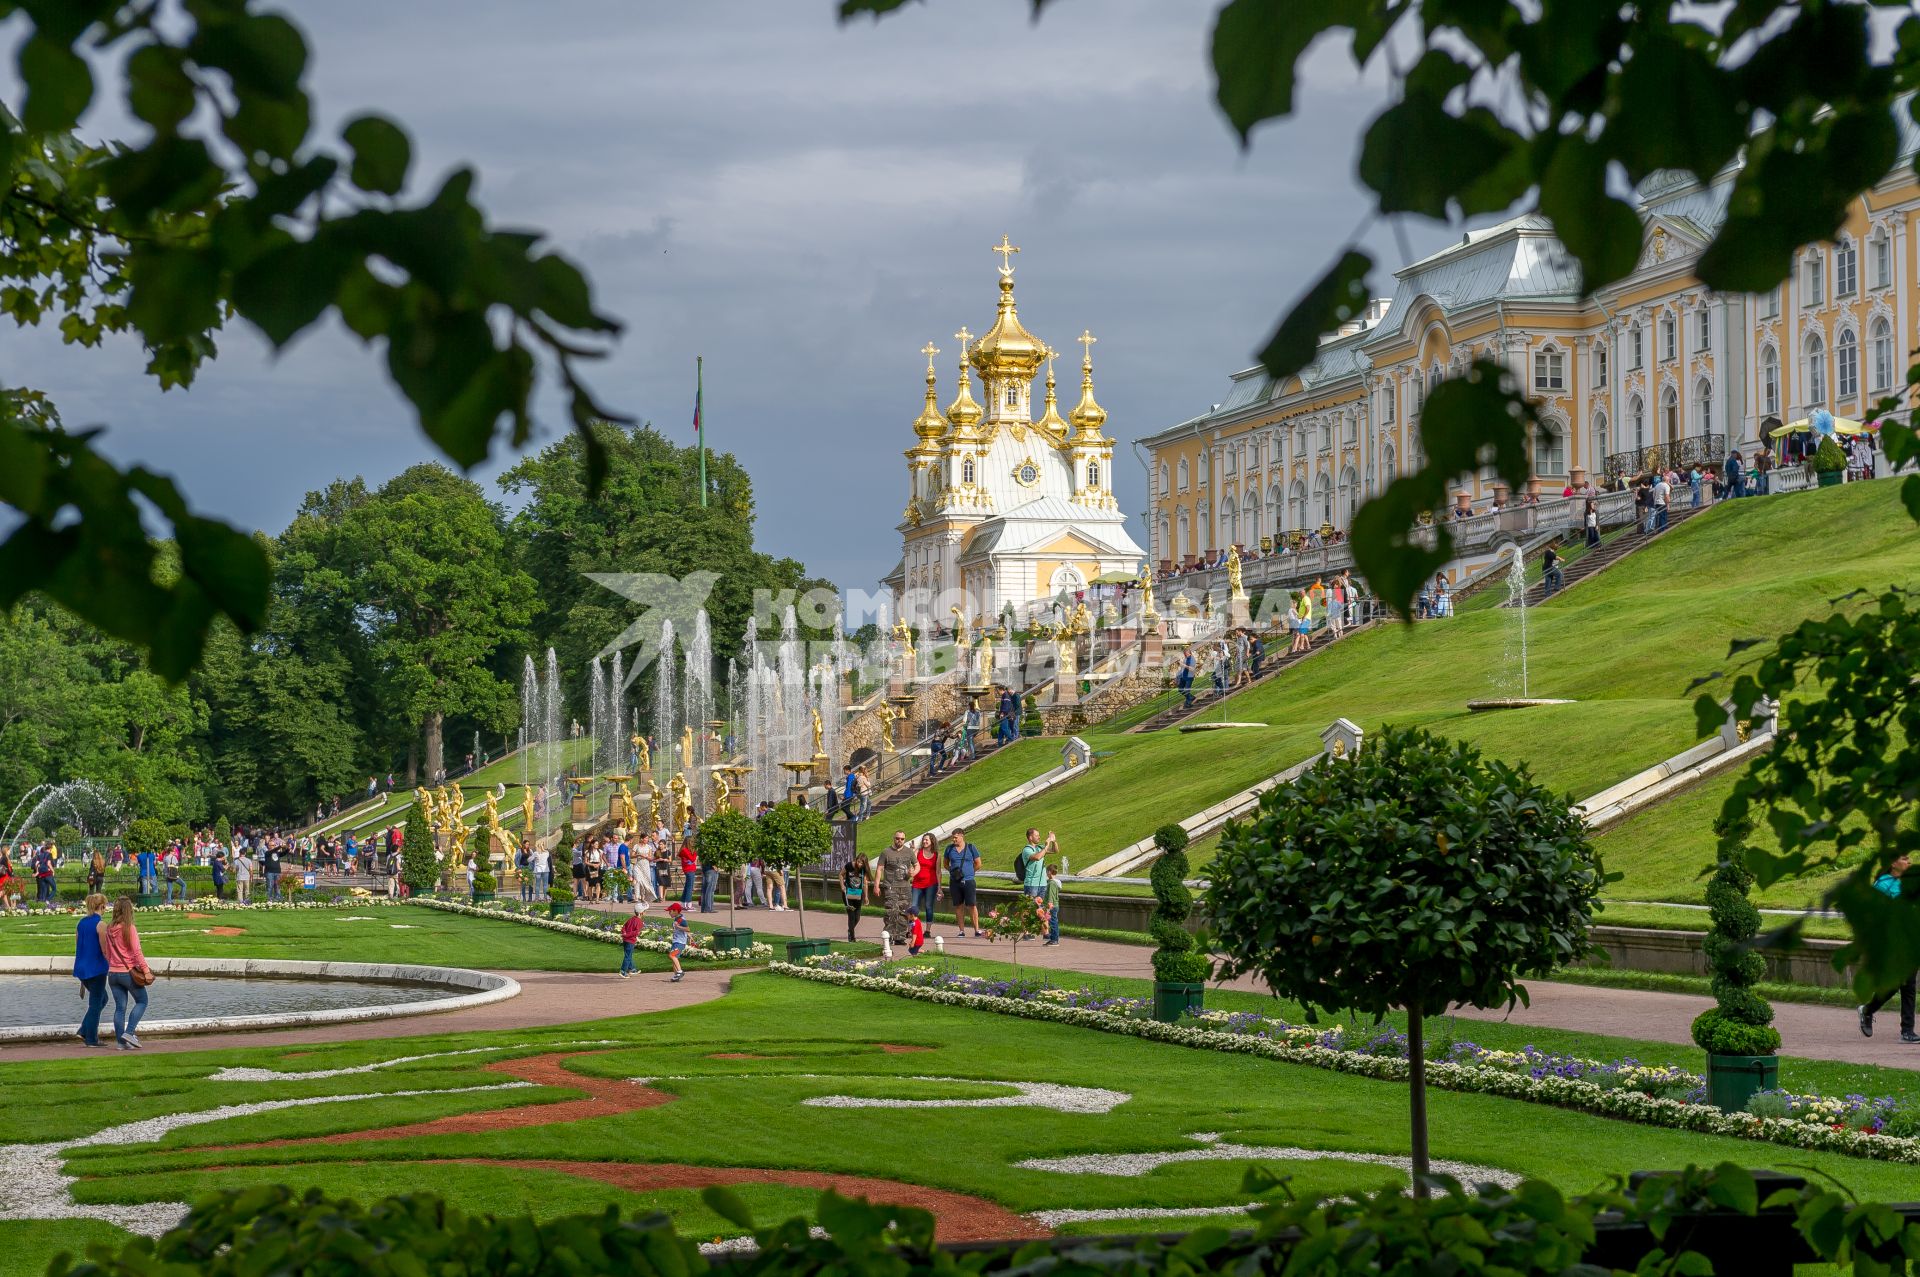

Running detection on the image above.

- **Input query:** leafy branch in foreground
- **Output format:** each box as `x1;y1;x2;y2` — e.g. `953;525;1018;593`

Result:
2;0;624;674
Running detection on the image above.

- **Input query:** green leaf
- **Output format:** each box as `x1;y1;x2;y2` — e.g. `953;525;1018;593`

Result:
1212;0;1381;142
837;0;920;18
697;1186;756;1230
99;135;225;221
1359;98;1515;218
188;13;310;99
126;247;222;345
1538;136;1642;291
231;235;355;347
1257;250;1373;380
18;33;94;133
343;114;411;196
1902;474;1920;526
126;43;197;133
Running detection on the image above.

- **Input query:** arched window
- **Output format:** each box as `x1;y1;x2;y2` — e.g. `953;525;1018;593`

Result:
1693;378;1713;433
1660;385;1679;443
1836;237;1858;298
1593;411;1610;466
1313;474;1333;526
1318;419;1333;451
1871;317;1894;392
1872;228;1892;290
1289;479;1308;531
1628;394;1646;450
1243;493;1261;545
1381;382;1396;422
962;458;975;485
1177;458;1190;491
1804;250;1825;305
1593;342;1608;386
1175;507;1190;561
1629;322;1644;369
1659;315;1676;362
1087;461;1100;489
1158;462;1169;496
1381;441;1397;481
1533;421;1566;475
1760;343;1780;416
1805;333;1826;405
1336;466;1359;525
1157;512;1169;560
1695;304;1711;350
1267;483;1282;535
1836;327;1859;402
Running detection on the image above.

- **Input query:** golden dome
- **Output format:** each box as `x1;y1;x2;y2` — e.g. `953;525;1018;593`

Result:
946;327;984;434
912;342;948;443
969;272;1048;381
1068;329;1108;440
1035;347;1069;442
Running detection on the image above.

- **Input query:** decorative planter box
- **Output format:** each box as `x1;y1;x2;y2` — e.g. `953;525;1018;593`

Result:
1152;980;1204;1024
471;891;495;903
1706;1053;1779;1113
785;938;832;962
547;902;574;918
711;927;756;953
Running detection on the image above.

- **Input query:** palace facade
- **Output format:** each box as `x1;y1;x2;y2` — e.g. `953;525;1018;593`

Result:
1139;140;1920;571
883;240;1143;619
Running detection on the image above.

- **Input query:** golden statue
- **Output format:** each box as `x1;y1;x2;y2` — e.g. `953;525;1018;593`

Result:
520;786;537;835
615;775;638;825
712;770;732;812
878;704;900;752
414;787;434;828
482;790;501;828
432;785;451;828
1140;564;1159;625
1057;633;1078;677
976;632;994;683
449;782;465;821
667;771;689;830
891;616;916;667
481;791;517;857
1227;544;1247;601
950;605;970;650
648;786;663;832
810;706;825;759
1069;601;1092;635
680;725;694;769
631;733;650;775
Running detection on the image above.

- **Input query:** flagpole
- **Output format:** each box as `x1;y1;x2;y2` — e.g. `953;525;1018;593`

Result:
696;355;707;508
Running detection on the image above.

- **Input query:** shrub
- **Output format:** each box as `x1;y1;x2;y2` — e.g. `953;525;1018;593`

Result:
548;885;575;904
1207;726;1603;1193
51;823;81;850
697;805;759;929
1813;436;1848;473
1020;693;1043;737
1690;840;1779;1058
400;803;437;896
472;871;496;894
122;818;165;867
757;801;830;940
1149;823;1209;985
25;825;44;842
212;815;232;846
981;890;1046;965
166;821;191;846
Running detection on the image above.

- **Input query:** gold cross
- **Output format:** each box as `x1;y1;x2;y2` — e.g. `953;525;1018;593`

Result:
955;326;974;359
1043;344;1058;377
921;341;940;373
1078;329;1098;363
992;234;1020;277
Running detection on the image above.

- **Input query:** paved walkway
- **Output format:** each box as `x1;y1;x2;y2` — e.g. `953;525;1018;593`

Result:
598;901;1920;1072
0;967;728;1063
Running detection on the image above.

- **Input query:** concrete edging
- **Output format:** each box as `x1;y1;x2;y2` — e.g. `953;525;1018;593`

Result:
0;956;520;1042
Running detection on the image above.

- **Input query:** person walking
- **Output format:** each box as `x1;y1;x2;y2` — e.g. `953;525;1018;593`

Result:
1652;471;1671;531
235;844;255;903
700;843;720;914
618;902;647;979
1541;544;1565;597
1176;645;1196;709
666;902;690;982
910;832;939;925
72;893;109;1047
87;848;106;895
1584;497;1601;548
262;841;282;901
1859;853;1920;1042
209;845;226;901
840;852;870;942
678;838;698;905
0;846;17;914
1042;863;1062;946
161;851;183;905
855;765;874;821
1019;829;1052;898
944;828;983;938
102;898;151;1049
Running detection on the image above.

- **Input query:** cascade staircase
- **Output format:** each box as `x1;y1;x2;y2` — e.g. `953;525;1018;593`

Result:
1126;617;1378;734
866;737;1005;818
1512;502;1710;607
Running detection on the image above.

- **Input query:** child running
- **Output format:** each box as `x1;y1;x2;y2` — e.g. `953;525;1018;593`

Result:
666;901;690;982
618;901;648;979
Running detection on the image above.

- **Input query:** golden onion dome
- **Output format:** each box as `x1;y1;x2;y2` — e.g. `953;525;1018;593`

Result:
969;271;1048;381
1068;334;1108;440
911;343;949;443
946;349;984;434
1035;349;1069;441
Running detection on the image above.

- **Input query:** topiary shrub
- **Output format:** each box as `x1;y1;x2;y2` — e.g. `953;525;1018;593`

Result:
213;814;232;846
757;801;830;940
1149;823;1209;984
697;805;758;930
123;817;165;868
1690;841;1779;1057
1813;436;1848;474
472;871;496;895
1207;726;1603;1195
400;802;437;897
1020;693;1043;738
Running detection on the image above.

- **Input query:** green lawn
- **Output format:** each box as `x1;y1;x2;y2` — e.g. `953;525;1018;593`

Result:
311;738;595;837
0;902;674;972
854;738;1061;857
954;481;1920;877
10;968;1920;1277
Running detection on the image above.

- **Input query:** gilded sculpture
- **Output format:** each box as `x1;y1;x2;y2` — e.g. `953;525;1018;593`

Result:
631;733;650;775
1227;543;1247;601
667;771;689;829
712;770;731;812
810;706;824;759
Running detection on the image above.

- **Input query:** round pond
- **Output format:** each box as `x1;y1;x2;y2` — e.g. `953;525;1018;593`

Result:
0;973;446;1029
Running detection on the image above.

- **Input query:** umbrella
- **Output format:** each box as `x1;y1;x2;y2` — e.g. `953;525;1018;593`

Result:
1770;412;1868;437
1090;569;1139;584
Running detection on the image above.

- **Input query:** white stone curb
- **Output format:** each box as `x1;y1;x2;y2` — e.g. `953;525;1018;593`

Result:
0;956;518;1042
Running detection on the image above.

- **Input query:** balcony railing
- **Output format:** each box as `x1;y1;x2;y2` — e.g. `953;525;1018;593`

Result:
1602;433;1727;479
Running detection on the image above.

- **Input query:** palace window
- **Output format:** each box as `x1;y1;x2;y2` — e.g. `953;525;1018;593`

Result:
1177;458;1190;491
1381;381;1395;421
1158;462;1169;496
1836;239;1858;298
1805;333;1826;405
962;458;976;484
1343;413;1358;445
1593;411;1609;462
1836;328;1859;402
1696;305;1711;350
1224;447;1236;475
1804;251;1825;306
1629;394;1646;449
1660;315;1676;362
1087;461;1100;489
1534;421;1566;475
1872;229;1892;289
1593;343;1608;386
1661;385;1678;441
1760;344;1779;416
1319;420;1333;451
1003;384;1019;409
1872;317;1894;392
1533;345;1565;392
1629;322;1644;369
1759;287;1781;321
1693;378;1713;432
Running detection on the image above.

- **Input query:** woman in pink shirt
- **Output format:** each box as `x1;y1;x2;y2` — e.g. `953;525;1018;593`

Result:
102;897;152;1049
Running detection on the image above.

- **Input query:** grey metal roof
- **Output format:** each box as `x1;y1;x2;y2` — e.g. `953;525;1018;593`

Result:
1218;368;1272;411
1371;214;1582;341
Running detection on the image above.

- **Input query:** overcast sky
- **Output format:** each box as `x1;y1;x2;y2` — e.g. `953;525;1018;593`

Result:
6;1;1468;592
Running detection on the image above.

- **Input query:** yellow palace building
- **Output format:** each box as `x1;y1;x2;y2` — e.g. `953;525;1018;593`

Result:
1139;144;1920;572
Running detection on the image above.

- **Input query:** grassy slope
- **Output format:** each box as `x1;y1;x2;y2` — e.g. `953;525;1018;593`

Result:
852;738;1059;856
11;970;1920;1277
314;739;596;836
954;481;1920;871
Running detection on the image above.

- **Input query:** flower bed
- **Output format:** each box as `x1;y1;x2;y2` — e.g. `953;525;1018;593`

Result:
775;957;1920;1166
410;898;774;961
1;895;403;918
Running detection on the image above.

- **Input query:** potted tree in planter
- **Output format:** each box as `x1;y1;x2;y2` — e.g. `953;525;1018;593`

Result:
471;870;496;902
1692;828;1780;1111
547;884;576;917
697;805;759;952
1208;727;1602;1195
1148;824;1208;1022
124;818;166;906
1813;436;1848;488
758;801;831;961
399;804;436;899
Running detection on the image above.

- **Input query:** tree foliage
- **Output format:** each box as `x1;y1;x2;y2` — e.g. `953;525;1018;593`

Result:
400;802;436;896
1;1;621;676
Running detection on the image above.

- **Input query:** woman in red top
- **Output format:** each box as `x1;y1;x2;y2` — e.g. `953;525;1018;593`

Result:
910;833;939;925
102;897;152;1049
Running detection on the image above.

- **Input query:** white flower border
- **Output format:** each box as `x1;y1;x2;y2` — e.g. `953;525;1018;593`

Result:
1;895;403;919
770;962;1920;1167
412;898;775;961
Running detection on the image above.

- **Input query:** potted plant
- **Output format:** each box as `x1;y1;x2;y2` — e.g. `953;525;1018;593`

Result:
696;805;758;952
399;803;436;899
124;818;166;906
1813;436;1847;487
1207;727;1602;1195
1691;828;1780;1111
471;870;496;902
1147;823;1208;1021
547;884;576;917
758;801;831;960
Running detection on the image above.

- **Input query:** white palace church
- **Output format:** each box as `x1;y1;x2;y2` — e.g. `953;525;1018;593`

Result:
883;238;1144;622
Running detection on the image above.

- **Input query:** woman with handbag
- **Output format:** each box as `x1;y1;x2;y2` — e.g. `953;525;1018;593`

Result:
72;893;109;1047
102;897;153;1049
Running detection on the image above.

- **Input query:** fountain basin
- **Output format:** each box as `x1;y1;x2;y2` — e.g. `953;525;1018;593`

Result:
0;957;517;1042
1466;698;1577;713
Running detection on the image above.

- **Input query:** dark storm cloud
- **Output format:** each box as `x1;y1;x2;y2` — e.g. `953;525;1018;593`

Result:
2;0;1470;594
